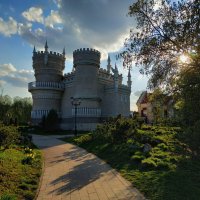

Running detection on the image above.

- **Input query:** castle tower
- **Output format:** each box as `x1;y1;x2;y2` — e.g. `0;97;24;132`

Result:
73;48;100;100
28;41;65;124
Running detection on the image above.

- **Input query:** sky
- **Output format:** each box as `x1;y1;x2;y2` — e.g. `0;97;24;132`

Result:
0;0;148;111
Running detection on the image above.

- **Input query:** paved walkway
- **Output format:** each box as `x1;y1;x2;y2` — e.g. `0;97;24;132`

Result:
32;134;145;200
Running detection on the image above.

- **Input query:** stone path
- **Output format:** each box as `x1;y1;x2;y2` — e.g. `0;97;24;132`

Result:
32;134;145;200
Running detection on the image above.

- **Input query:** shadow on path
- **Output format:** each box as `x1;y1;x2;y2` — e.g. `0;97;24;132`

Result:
32;134;145;200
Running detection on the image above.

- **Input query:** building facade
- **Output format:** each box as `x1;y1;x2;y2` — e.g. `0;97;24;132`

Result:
28;42;132;130
136;91;174;123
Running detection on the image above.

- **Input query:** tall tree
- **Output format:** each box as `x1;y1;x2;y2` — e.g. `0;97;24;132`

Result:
123;0;200;90
123;0;200;125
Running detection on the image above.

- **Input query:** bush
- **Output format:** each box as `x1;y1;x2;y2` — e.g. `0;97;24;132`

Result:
23;191;34;200
0;194;16;200
131;151;146;161
93;118;137;143
0;125;20;148
183;120;200;155
74;134;92;145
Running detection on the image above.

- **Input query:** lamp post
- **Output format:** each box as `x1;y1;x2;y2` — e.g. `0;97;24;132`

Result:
71;97;81;136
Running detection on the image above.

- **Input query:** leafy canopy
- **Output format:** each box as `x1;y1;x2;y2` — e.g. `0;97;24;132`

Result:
123;0;200;90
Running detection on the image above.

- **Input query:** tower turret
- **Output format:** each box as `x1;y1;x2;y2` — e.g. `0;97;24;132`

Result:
32;41;65;82
33;46;36;54
107;55;111;73
111;63;119;92
45;40;48;52
29;42;66;124
63;47;65;56
73;48;101;106
127;67;132;89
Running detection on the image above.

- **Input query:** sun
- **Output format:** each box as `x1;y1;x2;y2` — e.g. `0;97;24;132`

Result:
179;54;190;63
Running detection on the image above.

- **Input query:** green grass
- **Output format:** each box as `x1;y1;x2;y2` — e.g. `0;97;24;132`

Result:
0;146;42;200
63;128;200;200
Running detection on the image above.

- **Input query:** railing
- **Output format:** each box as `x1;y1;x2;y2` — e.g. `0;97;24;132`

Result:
28;81;65;90
31;110;61;119
72;107;101;117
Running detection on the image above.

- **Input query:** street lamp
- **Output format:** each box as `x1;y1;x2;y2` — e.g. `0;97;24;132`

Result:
71;97;81;136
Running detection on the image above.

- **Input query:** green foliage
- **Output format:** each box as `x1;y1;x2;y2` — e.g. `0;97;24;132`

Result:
123;0;200;151
131;151;145;161
73;134;93;145
124;0;200;89
22;148;36;165
0;125;20;148
0;94;32;125
0;148;42;199
177;68;200;126
183;120;200;154
23;191;35;200
94;118;137;143
64;120;200;200
0;194;16;200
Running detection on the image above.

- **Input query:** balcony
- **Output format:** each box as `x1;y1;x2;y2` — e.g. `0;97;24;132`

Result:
72;107;101;117
28;81;65;91
31;110;61;119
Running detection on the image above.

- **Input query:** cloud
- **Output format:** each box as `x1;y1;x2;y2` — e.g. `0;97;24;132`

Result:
0;80;6;87
0;1;136;61
18;22;32;35
17;0;135;60
0;63;16;76
45;10;62;28
0;17;18;36
0;63;34;88
22;7;44;23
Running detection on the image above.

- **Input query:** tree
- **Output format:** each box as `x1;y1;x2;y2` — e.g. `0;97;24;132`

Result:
0;94;32;125
123;0;200;90
123;0;200;125
0;94;12;124
11;97;32;124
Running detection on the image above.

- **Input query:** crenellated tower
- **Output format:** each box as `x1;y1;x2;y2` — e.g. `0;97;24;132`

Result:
28;41;65;123
73;48;100;100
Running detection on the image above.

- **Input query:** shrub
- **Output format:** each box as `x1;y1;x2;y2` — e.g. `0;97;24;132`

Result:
93;118;137;143
22;152;35;165
0;125;20;148
131;151;146;161
74;134;92;145
23;191;34;200
183;120;200;155
0;194;16;200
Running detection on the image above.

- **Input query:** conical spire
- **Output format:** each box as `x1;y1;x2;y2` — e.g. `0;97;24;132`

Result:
33;46;36;54
128;67;131;77
127;67;132;88
45;40;48;52
63;47;65;55
107;54;111;72
115;63;118;72
108;55;111;65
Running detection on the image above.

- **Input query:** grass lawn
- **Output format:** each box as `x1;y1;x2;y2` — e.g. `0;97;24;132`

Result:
0;146;42;200
63;126;200;200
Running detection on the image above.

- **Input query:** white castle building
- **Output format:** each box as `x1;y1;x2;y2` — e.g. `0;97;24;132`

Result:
28;42;132;130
